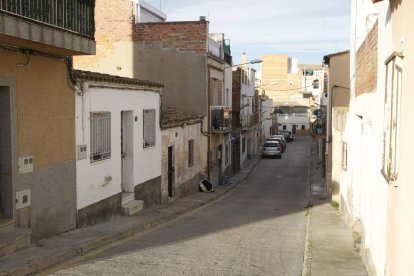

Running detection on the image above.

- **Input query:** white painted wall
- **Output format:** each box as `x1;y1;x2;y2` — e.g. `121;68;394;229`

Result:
345;1;391;274
75;84;161;210
277;114;310;131
161;122;206;200
261;98;273;143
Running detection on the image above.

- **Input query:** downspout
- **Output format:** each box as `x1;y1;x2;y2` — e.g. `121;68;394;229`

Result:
207;65;211;180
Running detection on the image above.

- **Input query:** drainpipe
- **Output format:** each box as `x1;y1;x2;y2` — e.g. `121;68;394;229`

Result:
207;65;211;180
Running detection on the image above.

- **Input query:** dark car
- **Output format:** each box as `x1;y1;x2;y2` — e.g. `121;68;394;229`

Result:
280;130;293;142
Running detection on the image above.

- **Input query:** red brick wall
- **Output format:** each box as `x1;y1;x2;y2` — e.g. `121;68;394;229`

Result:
74;0;134;69
355;22;378;96
134;21;208;54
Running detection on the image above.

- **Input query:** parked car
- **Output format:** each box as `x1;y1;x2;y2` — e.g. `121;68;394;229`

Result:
279;130;294;142
267;138;285;152
272;135;287;149
262;141;282;159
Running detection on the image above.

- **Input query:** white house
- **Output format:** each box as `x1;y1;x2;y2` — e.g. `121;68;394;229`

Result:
74;70;163;227
341;0;414;275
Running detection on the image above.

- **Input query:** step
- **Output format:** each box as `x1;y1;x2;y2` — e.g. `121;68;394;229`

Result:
0;228;31;257
122;192;135;206
0;219;14;233
122;200;144;216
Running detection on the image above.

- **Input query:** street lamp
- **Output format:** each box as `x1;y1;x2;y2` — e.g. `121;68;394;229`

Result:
225;59;262;69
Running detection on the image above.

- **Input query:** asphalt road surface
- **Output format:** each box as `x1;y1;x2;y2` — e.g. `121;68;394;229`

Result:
51;137;311;276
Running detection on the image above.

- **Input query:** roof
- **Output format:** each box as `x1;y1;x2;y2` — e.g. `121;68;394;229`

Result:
161;107;204;129
74;70;163;88
298;64;323;70
323;50;350;65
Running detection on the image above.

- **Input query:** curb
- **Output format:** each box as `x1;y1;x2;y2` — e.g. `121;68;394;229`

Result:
302;210;312;276
302;141;314;276
1;158;260;276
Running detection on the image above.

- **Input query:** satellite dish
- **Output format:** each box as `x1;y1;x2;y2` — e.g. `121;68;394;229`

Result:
310;115;317;123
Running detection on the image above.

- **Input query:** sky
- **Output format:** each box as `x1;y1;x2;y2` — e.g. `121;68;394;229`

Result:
144;0;350;69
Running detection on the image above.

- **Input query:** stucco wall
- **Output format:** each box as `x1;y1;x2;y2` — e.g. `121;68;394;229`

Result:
0;49;77;239
348;1;390;274
134;43;208;116
75;85;161;210
161;123;206;203
385;1;414;275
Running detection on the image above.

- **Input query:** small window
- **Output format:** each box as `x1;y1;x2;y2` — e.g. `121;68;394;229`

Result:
242;138;246;153
283;125;287;130
225;143;229;165
90;112;111;162
143;109;156;148
302;125;305;130
342;142;348;171
188;139;194;167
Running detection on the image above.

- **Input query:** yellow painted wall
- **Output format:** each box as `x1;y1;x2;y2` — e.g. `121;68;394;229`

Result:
0;49;75;168
261;54;302;103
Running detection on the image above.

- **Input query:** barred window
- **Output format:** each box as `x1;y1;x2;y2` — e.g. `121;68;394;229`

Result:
188;139;194;167
143;109;156;148
90;112;111;162
382;54;403;184
225;143;229;165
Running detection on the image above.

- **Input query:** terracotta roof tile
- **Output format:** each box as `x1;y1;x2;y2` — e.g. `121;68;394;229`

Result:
161;107;204;129
74;70;163;88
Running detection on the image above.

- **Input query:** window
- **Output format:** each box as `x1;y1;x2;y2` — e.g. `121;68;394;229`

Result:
143;109;156;148
382;54;403;183
90;112;111;162
188;139;194;167
283;125;287;130
225;143;229;165
302;125;305;130
242;138;246;153
342;142;348;171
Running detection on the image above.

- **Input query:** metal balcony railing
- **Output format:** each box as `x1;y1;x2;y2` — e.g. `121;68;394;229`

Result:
208;37;223;59
0;0;95;39
211;106;232;133
241;112;259;130
277;113;309;117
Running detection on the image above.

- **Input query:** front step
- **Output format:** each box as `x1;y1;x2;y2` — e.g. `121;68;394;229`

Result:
122;200;144;216
122;192;135;206
0;227;31;257
0;219;15;233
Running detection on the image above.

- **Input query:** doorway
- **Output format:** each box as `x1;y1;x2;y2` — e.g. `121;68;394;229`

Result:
168;146;175;198
121;111;134;193
0;86;13;218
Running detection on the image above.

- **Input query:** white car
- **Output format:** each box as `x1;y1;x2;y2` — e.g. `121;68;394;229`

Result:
262;141;282;159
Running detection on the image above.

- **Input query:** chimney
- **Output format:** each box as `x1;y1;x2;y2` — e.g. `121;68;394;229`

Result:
199;16;206;21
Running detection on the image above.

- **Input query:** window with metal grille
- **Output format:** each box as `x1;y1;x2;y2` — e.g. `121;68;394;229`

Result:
90;112;111;163
188;139;194;167
143;109;156;148
382;54;403;184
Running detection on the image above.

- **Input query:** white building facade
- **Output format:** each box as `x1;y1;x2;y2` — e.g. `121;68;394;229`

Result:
74;71;163;226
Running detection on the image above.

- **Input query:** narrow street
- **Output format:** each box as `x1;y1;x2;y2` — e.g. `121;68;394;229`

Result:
51;137;311;276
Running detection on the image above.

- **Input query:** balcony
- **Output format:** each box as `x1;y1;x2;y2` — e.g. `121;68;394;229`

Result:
0;0;96;56
241;112;259;132
208;37;223;59
211;106;232;134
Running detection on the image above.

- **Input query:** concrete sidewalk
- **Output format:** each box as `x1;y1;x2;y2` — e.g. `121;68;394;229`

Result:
302;142;368;276
0;158;259;276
